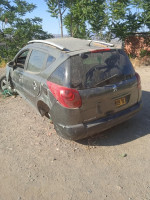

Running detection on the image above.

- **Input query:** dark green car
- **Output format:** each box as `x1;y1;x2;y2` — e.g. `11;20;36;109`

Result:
0;38;142;140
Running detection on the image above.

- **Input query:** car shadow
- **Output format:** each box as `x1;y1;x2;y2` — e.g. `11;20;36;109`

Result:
77;90;150;146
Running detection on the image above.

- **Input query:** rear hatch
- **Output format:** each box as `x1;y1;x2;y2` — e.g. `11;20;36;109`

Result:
69;49;139;122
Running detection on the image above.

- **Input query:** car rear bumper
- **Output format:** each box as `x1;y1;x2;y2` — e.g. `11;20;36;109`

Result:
55;101;142;140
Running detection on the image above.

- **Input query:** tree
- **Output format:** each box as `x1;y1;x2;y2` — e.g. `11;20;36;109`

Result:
134;0;150;30
63;0;106;39
45;0;69;37
63;0;89;38
104;0;149;41
0;0;53;60
45;0;149;40
64;13;88;38
0;0;36;28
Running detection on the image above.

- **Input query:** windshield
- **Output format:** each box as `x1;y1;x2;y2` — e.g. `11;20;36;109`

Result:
70;49;135;89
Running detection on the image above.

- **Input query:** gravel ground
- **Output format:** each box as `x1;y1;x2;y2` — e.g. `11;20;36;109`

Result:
0;67;5;76
0;66;150;200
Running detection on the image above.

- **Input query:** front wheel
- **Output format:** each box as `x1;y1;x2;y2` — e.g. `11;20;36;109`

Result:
0;75;15;94
0;75;8;92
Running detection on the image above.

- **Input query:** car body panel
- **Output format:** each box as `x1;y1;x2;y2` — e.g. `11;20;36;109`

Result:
22;71;42;104
54;102;142;140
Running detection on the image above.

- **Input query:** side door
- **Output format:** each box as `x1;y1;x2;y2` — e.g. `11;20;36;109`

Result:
11;49;30;95
22;49;48;105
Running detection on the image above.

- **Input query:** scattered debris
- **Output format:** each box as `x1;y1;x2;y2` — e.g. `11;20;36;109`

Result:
74;147;78;152
1;89;13;98
47;132;52;136
121;153;127;157
116;185;123;190
50;120;53;124
88;189;92;193
51;158;57;162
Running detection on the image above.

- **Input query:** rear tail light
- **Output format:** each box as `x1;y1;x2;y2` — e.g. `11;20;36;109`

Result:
135;72;141;89
47;81;82;108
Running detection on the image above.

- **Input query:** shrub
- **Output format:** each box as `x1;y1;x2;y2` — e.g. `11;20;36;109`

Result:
140;49;150;57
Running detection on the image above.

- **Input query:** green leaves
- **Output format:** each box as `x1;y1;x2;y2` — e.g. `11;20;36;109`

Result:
63;0;106;38
102;0;150;41
45;0;69;37
0;0;53;60
13;0;36;16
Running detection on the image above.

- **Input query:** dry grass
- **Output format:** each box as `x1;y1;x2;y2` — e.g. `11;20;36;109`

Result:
0;59;7;68
130;56;150;68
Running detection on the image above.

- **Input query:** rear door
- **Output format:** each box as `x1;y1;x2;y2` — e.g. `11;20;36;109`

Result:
22;49;47;104
70;49;139;122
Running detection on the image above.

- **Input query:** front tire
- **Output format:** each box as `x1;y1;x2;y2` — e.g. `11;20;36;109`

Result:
0;75;16;94
0;75;8;92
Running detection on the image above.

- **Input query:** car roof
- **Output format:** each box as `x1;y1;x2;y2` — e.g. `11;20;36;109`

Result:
28;37;116;56
47;37;92;51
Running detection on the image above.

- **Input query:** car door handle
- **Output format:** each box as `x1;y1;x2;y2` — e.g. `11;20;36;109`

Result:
32;81;37;90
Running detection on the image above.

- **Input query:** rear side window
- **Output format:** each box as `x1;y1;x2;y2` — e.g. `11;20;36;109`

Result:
27;50;46;73
70;49;135;89
48;59;70;86
46;55;56;68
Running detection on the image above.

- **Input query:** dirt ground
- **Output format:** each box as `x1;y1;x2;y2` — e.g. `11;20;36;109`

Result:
0;66;150;200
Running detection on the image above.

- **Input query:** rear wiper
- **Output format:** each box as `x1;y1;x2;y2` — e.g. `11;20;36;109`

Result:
95;74;119;86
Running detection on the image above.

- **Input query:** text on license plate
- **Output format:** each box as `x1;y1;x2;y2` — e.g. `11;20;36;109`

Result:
115;97;127;107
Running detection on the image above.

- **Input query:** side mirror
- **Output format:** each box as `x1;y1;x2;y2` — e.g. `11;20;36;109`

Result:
8;61;15;68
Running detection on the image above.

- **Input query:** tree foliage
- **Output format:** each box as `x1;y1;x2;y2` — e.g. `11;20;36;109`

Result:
0;0;53;60
140;0;150;29
45;0;70;37
46;0;149;40
103;0;150;41
63;0;106;38
63;0;89;38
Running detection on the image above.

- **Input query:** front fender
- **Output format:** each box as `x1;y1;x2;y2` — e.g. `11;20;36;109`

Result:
6;64;13;81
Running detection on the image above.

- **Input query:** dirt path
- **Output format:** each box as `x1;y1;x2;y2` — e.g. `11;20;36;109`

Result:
0;67;150;200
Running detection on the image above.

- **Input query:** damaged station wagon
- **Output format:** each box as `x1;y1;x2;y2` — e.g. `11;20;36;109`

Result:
0;38;142;140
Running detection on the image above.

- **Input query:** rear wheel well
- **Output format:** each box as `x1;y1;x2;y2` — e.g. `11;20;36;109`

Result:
37;101;50;118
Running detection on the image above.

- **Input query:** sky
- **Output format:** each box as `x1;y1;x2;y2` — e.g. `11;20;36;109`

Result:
24;0;68;35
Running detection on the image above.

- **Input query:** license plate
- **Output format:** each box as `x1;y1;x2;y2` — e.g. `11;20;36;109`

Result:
115;97;127;107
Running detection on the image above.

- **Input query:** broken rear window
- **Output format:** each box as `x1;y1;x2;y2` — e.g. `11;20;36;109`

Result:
70;49;135;89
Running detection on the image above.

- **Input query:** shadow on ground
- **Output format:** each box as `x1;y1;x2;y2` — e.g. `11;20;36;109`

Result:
78;90;150;146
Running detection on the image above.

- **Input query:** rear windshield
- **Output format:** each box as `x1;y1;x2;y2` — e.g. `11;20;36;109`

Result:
70;49;135;89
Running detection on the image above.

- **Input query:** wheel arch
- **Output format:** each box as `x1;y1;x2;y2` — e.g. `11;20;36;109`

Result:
37;100;50;117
